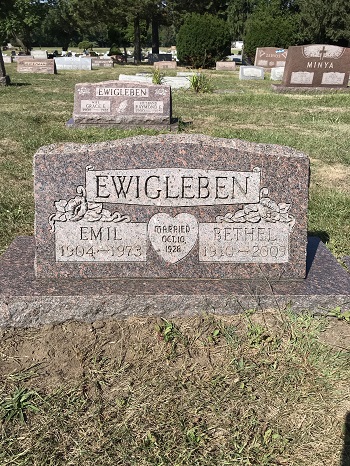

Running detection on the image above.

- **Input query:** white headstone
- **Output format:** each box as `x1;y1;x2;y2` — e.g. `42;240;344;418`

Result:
239;66;265;80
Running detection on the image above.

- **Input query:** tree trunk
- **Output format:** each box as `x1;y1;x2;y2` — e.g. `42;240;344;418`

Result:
134;14;142;64
152;16;159;54
0;47;10;86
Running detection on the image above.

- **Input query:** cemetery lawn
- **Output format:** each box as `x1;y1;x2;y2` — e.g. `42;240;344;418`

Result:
0;63;349;465
1;311;350;465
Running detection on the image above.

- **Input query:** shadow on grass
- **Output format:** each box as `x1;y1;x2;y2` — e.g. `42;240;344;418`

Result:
308;231;330;244
9;82;31;87
341;412;350;466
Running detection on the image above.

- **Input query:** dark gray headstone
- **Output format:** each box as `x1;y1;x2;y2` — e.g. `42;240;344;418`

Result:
148;53;172;64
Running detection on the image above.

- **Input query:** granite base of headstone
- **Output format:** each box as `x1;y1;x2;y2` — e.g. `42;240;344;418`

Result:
67;80;173;130
0;134;348;327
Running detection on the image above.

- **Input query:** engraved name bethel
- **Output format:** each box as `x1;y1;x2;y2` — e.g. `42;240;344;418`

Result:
49;167;295;264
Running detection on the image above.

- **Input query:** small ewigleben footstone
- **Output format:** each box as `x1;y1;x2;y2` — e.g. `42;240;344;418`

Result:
68;80;172;129
34;134;308;279
17;57;56;74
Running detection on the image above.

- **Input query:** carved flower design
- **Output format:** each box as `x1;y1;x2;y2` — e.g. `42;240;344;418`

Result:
54;196;88;222
49;185;130;232
216;188;295;230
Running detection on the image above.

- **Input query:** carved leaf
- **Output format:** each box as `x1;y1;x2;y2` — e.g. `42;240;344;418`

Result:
278;203;290;214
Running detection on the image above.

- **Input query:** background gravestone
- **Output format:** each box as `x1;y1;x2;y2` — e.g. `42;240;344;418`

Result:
148;53;172;64
282;44;350;87
69;80;172;129
239;66;265;80
17;57;56;74
54;57;92;70
270;67;285;81
31;50;48;59
216;61;236;71
154;61;177;69
34;134;309;280
255;47;288;68
0;52;10;85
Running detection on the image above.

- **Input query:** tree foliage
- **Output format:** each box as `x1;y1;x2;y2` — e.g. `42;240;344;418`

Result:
243;1;299;61
177;13;231;68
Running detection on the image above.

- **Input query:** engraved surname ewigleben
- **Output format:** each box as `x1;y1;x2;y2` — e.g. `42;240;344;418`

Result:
96;87;149;97
55;221;147;262
85;167;261;206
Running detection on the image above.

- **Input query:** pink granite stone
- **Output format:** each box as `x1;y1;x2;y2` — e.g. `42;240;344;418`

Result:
34;134;309;279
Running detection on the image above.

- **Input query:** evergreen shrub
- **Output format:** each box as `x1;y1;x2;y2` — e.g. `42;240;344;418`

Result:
177;13;231;68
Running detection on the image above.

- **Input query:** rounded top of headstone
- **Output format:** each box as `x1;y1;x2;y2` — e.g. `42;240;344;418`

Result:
34;134;308;160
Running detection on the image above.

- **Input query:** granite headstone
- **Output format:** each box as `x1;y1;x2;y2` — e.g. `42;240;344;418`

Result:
216;61;236;71
270;67;285;81
17;57;56;74
34;135;309;280
255;48;288;68
281;44;350;88
239;66;265;80
2;55;13;64
68;80;171;129
54;57;92;70
154;61;177;69
31;50;48;59
148;53;172;64
91;57;114;68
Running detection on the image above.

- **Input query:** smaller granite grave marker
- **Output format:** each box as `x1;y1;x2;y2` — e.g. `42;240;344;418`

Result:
154;61;177;69
255;48;287;68
281;44;350;88
148;53;172;64
2;55;13;64
54;56;92;71
119;74;152;83
17;57;56;74
91;57;114;68
239;66;265;80
216;61;236;71
68;80;171;129
31;50;48;59
270;67;285;81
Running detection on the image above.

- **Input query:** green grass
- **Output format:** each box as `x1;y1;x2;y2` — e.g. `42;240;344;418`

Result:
0;66;350;463
0;311;350;465
0;63;349;256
